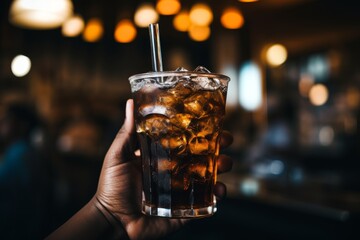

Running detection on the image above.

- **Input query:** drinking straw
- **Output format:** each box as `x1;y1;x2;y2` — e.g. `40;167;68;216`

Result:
149;23;163;72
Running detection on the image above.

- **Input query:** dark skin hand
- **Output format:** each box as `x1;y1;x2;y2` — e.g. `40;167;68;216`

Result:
47;99;233;240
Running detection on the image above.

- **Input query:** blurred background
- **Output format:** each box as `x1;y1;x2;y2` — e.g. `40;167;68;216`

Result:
1;0;360;239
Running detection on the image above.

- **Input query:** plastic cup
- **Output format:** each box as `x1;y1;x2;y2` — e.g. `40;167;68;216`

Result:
129;70;230;218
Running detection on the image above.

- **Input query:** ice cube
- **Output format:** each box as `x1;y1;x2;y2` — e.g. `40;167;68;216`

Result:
175;67;188;72
159;134;187;155
170;113;192;129
167;82;192;98
184;92;213;118
139;114;170;139
191;66;222;90
189;136;209;155
158;93;178;106
159;67;189;88
156;95;178;116
140;82;158;92
130;77;157;92
192;76;220;91
193;66;211;73
189;117;217;137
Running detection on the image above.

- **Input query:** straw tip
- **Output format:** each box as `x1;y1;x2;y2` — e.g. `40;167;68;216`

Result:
149;23;159;29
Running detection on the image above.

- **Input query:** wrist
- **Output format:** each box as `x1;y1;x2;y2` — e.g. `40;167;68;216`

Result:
92;196;131;240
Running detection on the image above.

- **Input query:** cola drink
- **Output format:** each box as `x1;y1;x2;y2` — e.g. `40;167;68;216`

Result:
129;68;230;218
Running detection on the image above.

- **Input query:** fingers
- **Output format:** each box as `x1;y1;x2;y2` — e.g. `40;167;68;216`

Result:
123;99;135;134
220;131;233;149
104;99;136;165
217;155;233;174
214;182;227;201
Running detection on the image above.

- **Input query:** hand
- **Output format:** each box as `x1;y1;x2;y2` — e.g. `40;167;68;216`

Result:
95;99;234;239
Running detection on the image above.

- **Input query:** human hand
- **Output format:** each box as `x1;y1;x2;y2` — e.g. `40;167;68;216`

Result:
94;99;233;239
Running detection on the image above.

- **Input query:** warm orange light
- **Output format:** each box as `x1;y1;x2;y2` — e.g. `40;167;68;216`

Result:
114;19;137;43
156;0;181;15
134;3;159;28
221;7;244;29
189;3;213;26
309;84;329;106
83;18;103;42
173;11;190;32
265;44;288;67
188;25;210;42
62;14;84;37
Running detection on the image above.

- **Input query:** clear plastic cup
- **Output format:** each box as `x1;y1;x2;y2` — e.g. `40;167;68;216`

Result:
129;70;230;218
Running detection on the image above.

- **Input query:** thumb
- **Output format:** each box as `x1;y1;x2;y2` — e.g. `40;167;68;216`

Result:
104;99;136;166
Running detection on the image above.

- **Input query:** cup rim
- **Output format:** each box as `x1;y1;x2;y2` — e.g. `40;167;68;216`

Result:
128;71;230;83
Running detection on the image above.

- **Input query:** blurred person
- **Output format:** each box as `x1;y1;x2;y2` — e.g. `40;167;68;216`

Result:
52;117;104;226
0;101;46;239
46;99;234;240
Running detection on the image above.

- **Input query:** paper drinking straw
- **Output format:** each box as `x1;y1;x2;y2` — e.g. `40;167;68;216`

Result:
149;23;163;72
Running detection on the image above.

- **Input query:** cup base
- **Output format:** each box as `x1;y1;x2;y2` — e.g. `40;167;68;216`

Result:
142;202;217;218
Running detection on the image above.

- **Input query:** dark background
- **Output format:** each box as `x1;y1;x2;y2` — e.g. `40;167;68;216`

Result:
1;0;360;239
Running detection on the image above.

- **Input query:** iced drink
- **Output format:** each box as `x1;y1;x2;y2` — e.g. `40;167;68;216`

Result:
129;67;230;218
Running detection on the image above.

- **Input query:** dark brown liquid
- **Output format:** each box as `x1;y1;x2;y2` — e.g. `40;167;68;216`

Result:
139;133;217;210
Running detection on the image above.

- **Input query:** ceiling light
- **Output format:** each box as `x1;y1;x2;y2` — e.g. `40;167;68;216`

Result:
62;14;85;37
265;44;288;67
156;0;181;15
83;18;104;42
11;55;31;77
9;0;73;30
188;25;211;42
173;11;190;32
114;19;137;43
189;3;213;26
221;7;244;29
134;3;159;28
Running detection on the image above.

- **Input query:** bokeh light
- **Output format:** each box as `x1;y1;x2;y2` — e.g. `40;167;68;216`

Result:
189;3;213;26
188;25;210;42
134;3;159;27
221;7;244;29
173;11;190;32
62;14;85;37
9;0;73;29
11;54;31;77
239;61;262;111
266;44;288;67
114;19;137;43
319;126;334;146
83;18;103;42
309;83;329;106
156;0;181;15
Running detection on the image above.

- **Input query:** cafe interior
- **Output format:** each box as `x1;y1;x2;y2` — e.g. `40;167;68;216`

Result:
1;0;359;239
